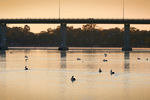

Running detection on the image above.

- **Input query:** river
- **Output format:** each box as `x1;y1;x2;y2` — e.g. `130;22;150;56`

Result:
0;48;150;100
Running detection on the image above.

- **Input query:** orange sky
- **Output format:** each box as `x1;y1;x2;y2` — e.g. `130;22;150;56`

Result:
0;0;150;32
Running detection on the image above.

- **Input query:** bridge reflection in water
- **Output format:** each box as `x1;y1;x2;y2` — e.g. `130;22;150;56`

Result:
0;50;6;71
60;51;66;68
124;51;130;72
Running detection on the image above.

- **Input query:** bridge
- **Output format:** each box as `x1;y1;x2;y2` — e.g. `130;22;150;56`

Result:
0;18;150;51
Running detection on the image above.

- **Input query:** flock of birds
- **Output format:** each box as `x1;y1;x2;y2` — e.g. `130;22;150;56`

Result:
23;53;115;82
73;53;115;82
24;55;29;70
74;53;149;82
98;68;115;74
9;52;148;82
137;57;149;61
71;68;115;82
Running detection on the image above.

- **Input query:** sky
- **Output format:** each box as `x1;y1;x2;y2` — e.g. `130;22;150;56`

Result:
0;0;150;32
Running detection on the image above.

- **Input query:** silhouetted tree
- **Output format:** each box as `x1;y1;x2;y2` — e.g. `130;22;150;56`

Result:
5;24;150;47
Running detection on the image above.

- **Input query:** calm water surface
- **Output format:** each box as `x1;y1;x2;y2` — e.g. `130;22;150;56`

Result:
0;49;150;100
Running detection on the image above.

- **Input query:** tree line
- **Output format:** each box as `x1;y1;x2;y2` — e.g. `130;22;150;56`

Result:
6;24;150;47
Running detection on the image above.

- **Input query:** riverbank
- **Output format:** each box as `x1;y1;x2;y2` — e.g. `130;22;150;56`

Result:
8;47;150;51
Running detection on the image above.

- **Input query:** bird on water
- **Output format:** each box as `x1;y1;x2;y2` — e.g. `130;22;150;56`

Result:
99;68;102;73
104;53;107;57
71;76;76;82
110;70;115;75
25;66;28;70
137;57;140;60
103;59;108;62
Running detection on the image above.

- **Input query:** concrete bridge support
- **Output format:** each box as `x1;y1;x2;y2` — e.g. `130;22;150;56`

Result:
122;24;132;51
58;23;69;50
0;23;8;50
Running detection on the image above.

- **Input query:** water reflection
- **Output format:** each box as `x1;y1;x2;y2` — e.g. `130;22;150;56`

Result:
124;51;130;72
0;50;6;69
0;50;6;98
0;50;150;100
59;51;67;94
0;50;6;62
60;51;66;68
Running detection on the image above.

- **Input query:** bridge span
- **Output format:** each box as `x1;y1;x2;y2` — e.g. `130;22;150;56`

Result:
0;18;150;51
0;18;150;24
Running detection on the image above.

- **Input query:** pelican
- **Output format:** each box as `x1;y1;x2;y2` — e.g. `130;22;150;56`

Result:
77;58;81;60
25;55;28;58
104;53;107;57
110;70;115;75
71;76;76;82
99;68;102;73
103;59;108;62
25;58;28;62
25;66;28;70
137;57;140;60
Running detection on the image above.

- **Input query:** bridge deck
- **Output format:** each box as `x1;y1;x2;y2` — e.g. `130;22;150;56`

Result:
0;18;150;24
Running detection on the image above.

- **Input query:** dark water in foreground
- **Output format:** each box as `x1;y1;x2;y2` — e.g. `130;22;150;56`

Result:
0;48;150;100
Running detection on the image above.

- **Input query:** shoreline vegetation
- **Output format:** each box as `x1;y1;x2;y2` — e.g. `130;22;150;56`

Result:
6;24;150;47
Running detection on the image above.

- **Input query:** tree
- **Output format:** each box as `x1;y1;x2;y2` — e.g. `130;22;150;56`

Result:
82;24;97;31
5;25;150;47
47;28;54;34
24;25;30;32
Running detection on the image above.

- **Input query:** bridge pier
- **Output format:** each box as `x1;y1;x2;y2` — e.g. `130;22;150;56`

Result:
58;23;69;50
122;24;132;51
0;23;8;50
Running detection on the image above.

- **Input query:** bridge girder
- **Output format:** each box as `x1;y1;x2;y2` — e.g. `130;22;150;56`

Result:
0;19;150;24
